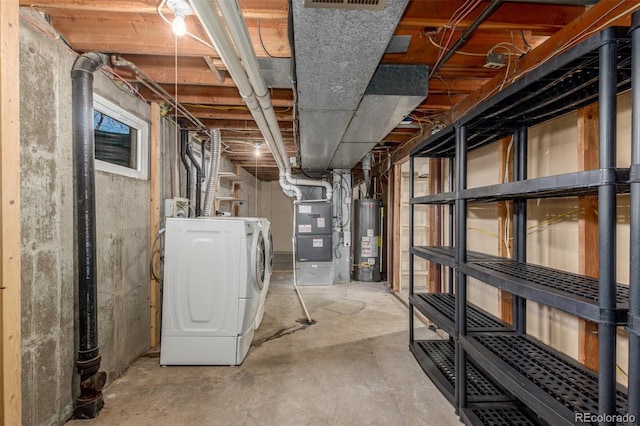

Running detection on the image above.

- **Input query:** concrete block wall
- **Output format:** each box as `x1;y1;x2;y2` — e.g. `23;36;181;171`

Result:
20;16;150;425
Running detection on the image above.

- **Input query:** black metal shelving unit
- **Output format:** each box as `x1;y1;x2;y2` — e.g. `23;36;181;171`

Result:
408;19;639;426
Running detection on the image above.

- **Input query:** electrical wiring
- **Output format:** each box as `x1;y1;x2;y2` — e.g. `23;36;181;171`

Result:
429;0;482;79
157;0;217;52
257;18;289;59
503;137;513;259
426;33;486;57
20;12;146;102
454;1;640;118
527;209;579;235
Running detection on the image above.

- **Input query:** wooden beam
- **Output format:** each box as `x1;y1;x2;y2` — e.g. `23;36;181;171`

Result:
183;106;293;121
397;1;584;34
497;136;514;324
149;103;161;348
577;102;599;371
146;85;293;107
392;1;636;165
203;56;226;84
49;14;218;57
115;55;234;87
22;0;290;19
450;0;635;122
428;158;442;293
0;0;22;423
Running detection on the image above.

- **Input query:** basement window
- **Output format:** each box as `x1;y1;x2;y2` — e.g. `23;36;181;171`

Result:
93;94;149;180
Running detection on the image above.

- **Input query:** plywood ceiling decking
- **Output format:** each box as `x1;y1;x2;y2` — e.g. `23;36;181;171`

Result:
21;0;587;181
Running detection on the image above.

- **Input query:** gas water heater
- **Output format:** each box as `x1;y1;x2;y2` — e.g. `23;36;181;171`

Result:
354;199;382;282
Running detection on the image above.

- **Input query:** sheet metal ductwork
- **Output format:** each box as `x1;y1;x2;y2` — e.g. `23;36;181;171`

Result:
292;0;426;170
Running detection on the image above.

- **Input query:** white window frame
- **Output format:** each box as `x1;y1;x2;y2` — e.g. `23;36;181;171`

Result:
93;93;149;180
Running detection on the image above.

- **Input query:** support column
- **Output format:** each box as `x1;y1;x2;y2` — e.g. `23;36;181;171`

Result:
627;10;640;423
455;125;468;410
597;35;618;423
149;103;162;347
0;1;21;424
409;157;415;342
577;103;600;371
498;136;514;324
428;158;442;293
513;126;527;334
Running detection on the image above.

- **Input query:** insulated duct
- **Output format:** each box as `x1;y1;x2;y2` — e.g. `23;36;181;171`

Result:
179;127;192;214
190;0;332;201
202;128;222;217
185;136;202;216
71;52;108;419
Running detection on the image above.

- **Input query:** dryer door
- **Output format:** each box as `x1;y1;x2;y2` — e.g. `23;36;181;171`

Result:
255;232;266;290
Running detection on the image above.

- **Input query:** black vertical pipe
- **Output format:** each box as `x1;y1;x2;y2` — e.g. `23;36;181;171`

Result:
71;52;108;418
597;34;617;424
185;140;202;217
448;157;455;294
455;125;468;411
409;156;415;343
179;128;192;215
628;11;640;424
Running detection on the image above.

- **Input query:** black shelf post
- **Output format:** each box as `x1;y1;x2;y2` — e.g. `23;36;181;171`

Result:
513;126;528;334
448;157;455;294
597;34;618;424
409;156;415;343
455;125;469;411
628;10;640;424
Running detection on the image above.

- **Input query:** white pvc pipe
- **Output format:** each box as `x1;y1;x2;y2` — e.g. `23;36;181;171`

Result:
285;172;333;201
217;0;289;164
188;0;286;172
212;0;332;201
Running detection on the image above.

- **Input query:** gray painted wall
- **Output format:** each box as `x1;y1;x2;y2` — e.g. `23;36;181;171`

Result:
20;16;150;425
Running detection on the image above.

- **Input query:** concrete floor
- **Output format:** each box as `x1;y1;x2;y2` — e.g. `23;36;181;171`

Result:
70;272;461;426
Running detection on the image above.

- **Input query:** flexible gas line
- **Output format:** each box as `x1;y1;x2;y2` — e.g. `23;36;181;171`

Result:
292;202;314;325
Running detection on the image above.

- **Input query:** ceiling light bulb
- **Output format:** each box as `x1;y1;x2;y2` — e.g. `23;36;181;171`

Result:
253;142;262;156
172;14;186;37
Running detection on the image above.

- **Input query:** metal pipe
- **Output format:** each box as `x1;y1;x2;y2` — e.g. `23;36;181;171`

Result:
185;138;202;216
628;10;640;423
598;36;618;423
362;152;372;198
203;129;222;217
179;128;191;213
71;52;108;419
110;56;208;135
431;0;503;77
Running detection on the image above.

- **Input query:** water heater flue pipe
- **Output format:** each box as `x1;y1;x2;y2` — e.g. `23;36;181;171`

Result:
71;52;108;419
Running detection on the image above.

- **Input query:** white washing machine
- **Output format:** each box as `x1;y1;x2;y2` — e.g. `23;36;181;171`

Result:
160;217;265;365
254;218;273;329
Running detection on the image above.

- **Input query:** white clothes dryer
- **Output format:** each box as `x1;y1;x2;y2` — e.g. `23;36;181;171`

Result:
160;217;265;365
